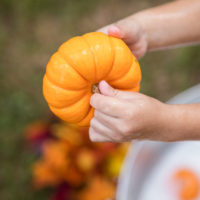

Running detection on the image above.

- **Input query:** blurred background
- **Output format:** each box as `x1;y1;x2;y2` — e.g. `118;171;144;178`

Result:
0;0;200;199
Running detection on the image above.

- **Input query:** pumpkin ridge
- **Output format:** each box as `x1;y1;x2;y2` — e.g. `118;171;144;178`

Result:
104;36;116;80
47;94;88;109
49;93;91;123
82;36;97;82
76;105;92;124
117;57;134;81
114;58;138;83
45;73;88;91
105;38;134;82
43;77;89;108
110;58;141;89
76;107;94;126
57;51;89;83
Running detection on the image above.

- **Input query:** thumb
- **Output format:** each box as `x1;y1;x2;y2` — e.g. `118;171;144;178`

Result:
97;24;123;39
99;80;139;100
99;80;125;99
108;25;123;38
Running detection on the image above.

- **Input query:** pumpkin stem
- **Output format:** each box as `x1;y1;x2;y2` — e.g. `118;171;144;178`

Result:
92;83;100;94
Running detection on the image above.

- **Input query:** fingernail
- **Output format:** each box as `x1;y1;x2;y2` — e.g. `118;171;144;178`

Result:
99;80;114;96
108;25;122;38
99;80;109;92
97;28;108;35
101;80;109;87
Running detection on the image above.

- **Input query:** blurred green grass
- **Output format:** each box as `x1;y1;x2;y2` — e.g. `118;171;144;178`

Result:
0;0;200;199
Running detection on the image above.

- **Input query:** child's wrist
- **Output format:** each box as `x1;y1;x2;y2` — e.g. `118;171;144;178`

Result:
159;104;191;141
132;6;162;51
133;11;153;50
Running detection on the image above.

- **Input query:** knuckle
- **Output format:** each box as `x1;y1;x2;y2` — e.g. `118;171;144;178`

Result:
115;120;134;135
89;133;101;143
108;100;118;111
116;134;124;141
113;89;119;97
133;122;141;133
103;103;111;113
94;110;99;118
90;118;96;127
123;124;131;133
94;110;97;117
123;109;134;119
109;133;118;142
89;127;105;142
90;94;100;107
90;95;95;104
115;123;125;133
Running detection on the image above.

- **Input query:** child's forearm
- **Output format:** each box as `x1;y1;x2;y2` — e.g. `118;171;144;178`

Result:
133;0;200;50
163;103;200;141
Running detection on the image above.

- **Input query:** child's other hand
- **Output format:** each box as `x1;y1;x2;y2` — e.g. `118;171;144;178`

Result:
97;16;148;59
89;81;169;143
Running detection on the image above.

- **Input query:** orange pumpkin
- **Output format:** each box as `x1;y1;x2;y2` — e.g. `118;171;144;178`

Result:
43;32;141;126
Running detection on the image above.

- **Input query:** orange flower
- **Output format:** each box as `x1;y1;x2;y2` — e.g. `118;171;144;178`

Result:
76;148;95;172
42;140;69;176
51;123;83;147
30;121;129;195
79;176;115;200
32;161;61;188
63;165;85;187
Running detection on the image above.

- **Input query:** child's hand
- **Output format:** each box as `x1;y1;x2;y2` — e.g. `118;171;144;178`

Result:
89;81;169;142
97;16;148;59
98;0;200;55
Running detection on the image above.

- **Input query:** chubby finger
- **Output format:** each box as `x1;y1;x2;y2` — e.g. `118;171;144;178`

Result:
90;93;124;117
90;117;116;140
99;80;138;100
97;25;111;35
107;25;122;38
89;127;112;142
94;110;118;128
130;40;147;59
97;24;122;38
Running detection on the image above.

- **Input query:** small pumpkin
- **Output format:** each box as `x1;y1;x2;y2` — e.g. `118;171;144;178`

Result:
43;32;141;126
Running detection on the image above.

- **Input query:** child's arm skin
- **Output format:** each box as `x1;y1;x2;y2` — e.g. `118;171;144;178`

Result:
89;0;200;142
98;0;200;59
90;81;200;142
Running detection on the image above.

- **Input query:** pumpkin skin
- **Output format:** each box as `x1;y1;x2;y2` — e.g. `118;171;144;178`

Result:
43;32;141;126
